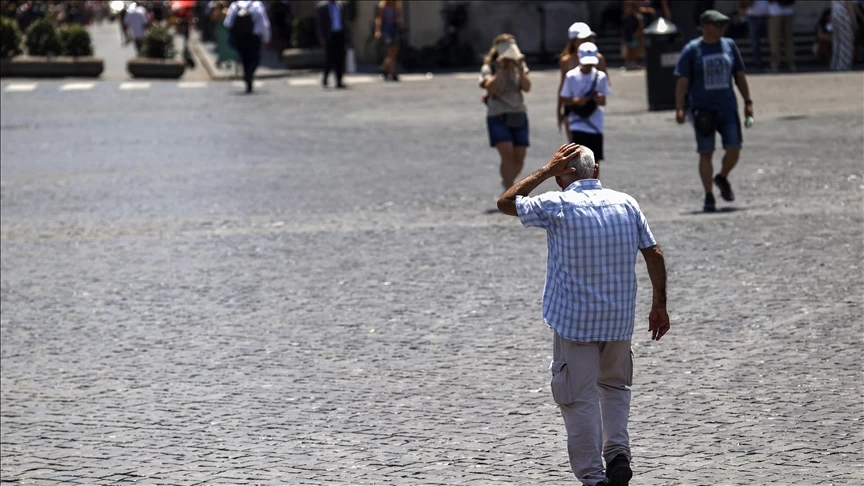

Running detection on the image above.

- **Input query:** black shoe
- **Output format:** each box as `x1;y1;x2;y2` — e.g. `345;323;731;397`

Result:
606;455;632;486
391;72;399;82
704;193;716;213
336;82;347;89
245;80;253;93
713;174;734;201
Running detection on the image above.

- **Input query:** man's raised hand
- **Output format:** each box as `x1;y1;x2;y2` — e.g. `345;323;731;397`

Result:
544;143;582;177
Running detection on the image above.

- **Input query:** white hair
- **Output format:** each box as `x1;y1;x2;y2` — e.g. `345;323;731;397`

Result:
566;147;596;179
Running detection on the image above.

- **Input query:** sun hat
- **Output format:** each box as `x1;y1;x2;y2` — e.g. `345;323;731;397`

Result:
578;42;600;65
496;40;524;61
568;22;596;40
699;10;730;25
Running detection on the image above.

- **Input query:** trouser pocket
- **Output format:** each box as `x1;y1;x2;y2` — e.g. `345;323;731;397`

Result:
626;349;634;387
550;360;575;405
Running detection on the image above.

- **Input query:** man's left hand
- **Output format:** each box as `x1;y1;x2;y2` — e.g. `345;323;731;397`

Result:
649;306;670;341
745;104;754;117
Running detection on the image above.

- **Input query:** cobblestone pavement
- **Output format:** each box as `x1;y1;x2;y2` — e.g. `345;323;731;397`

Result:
1;68;862;485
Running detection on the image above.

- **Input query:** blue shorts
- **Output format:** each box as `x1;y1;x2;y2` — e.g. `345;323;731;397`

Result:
487;115;530;147
692;109;742;153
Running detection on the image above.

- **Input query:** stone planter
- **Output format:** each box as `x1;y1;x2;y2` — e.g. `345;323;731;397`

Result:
281;48;325;69
127;58;185;79
0;56;104;78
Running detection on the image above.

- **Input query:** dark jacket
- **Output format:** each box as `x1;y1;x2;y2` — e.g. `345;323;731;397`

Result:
316;0;350;42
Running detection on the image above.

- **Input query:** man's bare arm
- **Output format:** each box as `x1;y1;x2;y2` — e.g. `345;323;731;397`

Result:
675;77;689;112
734;70;751;102
497;143;583;216
640;244;670;340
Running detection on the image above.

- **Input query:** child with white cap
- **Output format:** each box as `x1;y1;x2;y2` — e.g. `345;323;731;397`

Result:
559;42;611;163
557;22;609;138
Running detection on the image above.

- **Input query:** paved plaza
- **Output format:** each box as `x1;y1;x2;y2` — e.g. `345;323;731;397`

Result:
1;65;862;485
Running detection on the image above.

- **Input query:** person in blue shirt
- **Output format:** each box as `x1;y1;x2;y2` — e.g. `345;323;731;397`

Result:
674;10;754;213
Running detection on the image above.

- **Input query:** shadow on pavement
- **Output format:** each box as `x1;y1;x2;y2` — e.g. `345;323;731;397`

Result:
681;207;750;215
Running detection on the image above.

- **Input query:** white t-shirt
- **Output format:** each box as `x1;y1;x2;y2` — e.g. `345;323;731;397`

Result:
769;1;794;16
560;67;611;134
125;6;147;39
224;0;272;43
747;0;771;17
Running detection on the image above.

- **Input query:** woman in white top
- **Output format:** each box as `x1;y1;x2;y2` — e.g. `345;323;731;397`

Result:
479;34;531;190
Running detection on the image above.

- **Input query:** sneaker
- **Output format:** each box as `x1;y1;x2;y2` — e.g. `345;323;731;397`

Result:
704;193;716;213
606;455;632;486
713;174;735;201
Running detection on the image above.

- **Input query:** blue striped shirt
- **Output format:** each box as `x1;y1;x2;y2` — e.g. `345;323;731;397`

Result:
515;179;656;342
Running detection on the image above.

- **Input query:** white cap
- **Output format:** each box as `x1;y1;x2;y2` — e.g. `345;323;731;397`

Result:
496;40;524;61
568;22;595;40
578;42;600;65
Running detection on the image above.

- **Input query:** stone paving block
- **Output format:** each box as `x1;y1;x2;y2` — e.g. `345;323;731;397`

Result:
1;70;862;484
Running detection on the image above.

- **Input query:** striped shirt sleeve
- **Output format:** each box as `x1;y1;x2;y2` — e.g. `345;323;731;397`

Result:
636;205;656;249
516;195;554;229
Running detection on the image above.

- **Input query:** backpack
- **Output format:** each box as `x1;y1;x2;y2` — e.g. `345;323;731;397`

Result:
232;5;255;35
571;70;600;118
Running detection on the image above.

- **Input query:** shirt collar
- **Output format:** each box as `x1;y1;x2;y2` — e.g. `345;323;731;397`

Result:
565;179;602;192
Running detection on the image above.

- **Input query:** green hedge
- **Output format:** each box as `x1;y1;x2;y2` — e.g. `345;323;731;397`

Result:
58;24;93;56
25;18;62;56
141;26;176;59
0;16;23;58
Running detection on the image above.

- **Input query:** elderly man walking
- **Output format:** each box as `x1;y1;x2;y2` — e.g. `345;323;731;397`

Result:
498;144;670;486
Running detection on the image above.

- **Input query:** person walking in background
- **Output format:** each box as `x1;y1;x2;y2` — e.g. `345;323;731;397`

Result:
768;0;796;72
557;22;608;139
224;0;271;93
270;0;293;54
743;0;770;70
560;43;611;164
118;2;129;45
620;1;643;71
124;2;148;55
831;0;858;70
375;0;402;81
675;10;753;213
497;143;669;486
480;34;532;191
815;7;833;65
316;0;350;89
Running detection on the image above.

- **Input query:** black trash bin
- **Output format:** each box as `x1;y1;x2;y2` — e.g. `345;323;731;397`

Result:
643;18;682;111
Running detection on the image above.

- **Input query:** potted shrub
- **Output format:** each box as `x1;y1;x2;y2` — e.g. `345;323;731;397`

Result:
1;17;103;77
58;24;93;56
25;17;62;56
127;26;184;79
0;16;23;60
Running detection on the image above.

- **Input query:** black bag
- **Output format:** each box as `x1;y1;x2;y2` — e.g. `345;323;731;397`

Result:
502;112;527;128
565;71;599;118
693;109;717;137
232;7;255;35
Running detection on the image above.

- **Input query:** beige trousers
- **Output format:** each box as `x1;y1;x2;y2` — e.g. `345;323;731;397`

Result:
551;332;633;486
769;15;796;69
